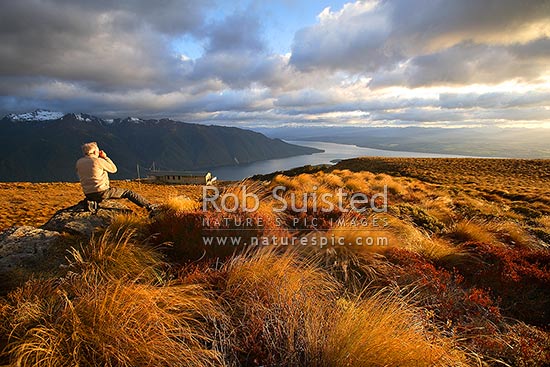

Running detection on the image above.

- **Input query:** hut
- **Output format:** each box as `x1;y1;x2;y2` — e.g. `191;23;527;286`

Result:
146;170;217;185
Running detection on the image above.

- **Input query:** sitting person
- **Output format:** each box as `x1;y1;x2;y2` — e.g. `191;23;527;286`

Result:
76;142;154;212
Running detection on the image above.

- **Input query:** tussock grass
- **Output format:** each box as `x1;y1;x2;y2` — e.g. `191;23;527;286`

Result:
536;215;550;229
104;213;150;237
215;248;469;366
384;216;463;261
449;219;498;244
296;213;461;288
272;174;300;190
492;221;539;249
4;279;222;367
414;237;460;260
3;161;550;367
163;195;201;212
295;173;320;190
319;172;344;188
297;231;395;290
371;173;405;196
206;180;282;227
423;197;456;225
323;294;470;367
454;194;507;219
219;248;337;365
344;177;367;192
68;228;165;283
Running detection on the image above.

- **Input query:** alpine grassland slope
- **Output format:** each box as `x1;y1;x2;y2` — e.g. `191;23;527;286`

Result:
1;157;549;366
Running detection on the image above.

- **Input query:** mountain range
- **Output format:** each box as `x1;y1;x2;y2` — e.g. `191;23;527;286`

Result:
0;110;321;182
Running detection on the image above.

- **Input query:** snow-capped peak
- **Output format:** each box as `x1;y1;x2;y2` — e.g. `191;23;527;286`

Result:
6;109;64;122
74;113;92;122
121;116;145;124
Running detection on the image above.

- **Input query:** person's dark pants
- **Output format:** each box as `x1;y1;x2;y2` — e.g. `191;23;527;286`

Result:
85;187;150;208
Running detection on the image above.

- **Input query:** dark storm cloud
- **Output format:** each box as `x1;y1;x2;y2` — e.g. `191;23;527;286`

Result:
0;0;208;92
387;0;550;49
290;0;550;84
369;37;550;88
203;11;265;53
189;11;291;89
18;0;210;35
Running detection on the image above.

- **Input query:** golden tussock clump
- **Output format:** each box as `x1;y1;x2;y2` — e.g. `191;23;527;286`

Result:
3;278;222;367
163;195;201;212
68;228;165;283
536;215;550;229
218;248;337;365
319;172;344;188
215;248;470;366
491;220;539;249
323;294;470;367
448;219;498;245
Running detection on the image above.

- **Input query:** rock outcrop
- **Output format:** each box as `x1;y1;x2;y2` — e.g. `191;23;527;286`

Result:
0;226;61;273
0;200;133;293
42;200;133;237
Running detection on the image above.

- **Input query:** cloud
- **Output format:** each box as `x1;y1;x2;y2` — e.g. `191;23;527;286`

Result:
290;1;396;72
0;0;549;130
191;52;287;89
203;11;265;53
0;0;208;92
38;0;211;35
439;90;550;109
189;11;296;90
370;38;550;87
290;0;550;86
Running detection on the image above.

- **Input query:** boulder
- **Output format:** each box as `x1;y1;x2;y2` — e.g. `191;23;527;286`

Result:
0;201;134;293
0;226;62;273
41;200;133;237
0;225;65;293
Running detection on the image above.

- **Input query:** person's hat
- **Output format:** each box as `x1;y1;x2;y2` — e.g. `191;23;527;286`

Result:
81;142;99;155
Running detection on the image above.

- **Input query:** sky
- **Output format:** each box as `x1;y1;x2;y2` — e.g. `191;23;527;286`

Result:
0;0;549;129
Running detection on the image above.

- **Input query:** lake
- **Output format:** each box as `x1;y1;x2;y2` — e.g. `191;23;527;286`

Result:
208;140;469;181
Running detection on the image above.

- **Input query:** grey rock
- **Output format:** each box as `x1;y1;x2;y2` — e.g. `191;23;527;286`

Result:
0;225;61;272
41;200;133;237
0;201;135;293
0;225;69;294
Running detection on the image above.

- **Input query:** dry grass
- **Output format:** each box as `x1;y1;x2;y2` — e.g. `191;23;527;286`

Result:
449;219;498;244
423;197;456;225
4;279;222;367
104;213;150;237
1;225;222;367
215;248;469;366
344;176;367;192
2;158;550;366
334;157;550;219
319;172;344;188
163;195;201;212
492;221;539;249
68;228;165;283
0;181;202;231
535;215;550;229
219;247;337;365
272;174;300;190
323;295;470;367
